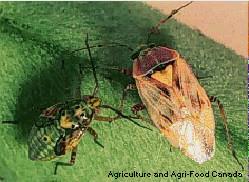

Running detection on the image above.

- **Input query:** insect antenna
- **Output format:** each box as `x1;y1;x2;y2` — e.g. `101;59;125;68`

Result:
147;1;193;44
85;33;99;97
73;63;82;99
69;41;133;56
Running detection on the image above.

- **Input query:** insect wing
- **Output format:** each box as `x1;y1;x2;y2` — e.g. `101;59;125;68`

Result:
134;48;215;163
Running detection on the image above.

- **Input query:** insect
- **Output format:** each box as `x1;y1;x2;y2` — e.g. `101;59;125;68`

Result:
74;2;243;169
2;34;148;175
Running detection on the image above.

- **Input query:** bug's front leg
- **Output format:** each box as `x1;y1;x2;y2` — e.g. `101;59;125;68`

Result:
131;103;150;123
79;65;133;77
209;95;244;170
119;83;137;112
131;103;146;115
94;109;142;123
87;127;104;148
54;146;78;175
100;83;152;127
95;106;152;131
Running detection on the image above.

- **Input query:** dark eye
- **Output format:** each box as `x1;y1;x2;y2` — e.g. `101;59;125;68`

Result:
74;105;80;109
61;110;66;116
80;113;88;120
71;124;80;129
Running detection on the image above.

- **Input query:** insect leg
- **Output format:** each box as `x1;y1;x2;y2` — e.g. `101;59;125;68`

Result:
196;75;213;80
54;146;78;175
1;106;47;125
119;85;151;123
61;59;65;70
1;120;18;124
131;103;151;123
107;67;133;77
131;103;146;115
95;84;152;128
97;105;152;131
70;146;78;164
92;84;136;124
87;127;104;148
119;83;137;112
209;96;244;170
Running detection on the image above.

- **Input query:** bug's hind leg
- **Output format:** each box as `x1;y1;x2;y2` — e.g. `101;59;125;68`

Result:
209;96;244;170
131;103;150;123
87;127;104;148
54;147;78;175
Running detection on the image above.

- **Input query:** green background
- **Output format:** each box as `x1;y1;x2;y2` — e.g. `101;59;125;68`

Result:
0;2;247;182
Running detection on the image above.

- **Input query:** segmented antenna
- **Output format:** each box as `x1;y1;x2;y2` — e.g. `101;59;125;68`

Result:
85;34;99;97
147;1;193;43
69;41;133;56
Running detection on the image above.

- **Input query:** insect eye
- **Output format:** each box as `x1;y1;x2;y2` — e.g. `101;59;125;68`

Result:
74;105;80;109
80;113;88;120
71;124;79;129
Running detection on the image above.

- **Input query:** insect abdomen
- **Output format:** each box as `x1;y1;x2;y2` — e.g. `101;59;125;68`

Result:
28;120;63;161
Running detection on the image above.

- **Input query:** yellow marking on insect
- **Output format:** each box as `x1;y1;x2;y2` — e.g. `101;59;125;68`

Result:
151;65;173;86
65;130;83;151
60;115;73;128
74;107;84;117
89;98;101;107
